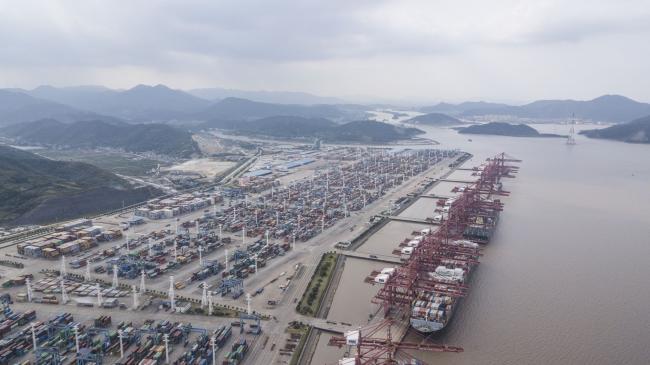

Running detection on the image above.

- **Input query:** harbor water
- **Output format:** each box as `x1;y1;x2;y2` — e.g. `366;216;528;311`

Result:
316;124;650;365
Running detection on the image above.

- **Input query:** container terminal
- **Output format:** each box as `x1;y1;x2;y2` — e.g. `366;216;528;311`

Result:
324;153;521;364
0;146;484;365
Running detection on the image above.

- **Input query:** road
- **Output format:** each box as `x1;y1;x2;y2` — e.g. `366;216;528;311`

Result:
1;153;464;365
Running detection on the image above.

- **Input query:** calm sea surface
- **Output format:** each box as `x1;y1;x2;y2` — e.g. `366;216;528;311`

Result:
316;124;650;365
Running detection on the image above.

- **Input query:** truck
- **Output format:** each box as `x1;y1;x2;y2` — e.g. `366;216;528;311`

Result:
102;298;119;308
42;295;59;305
146;268;160;278
69;259;87;269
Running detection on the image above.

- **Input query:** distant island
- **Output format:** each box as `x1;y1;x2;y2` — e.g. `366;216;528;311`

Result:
457;122;564;138
403;112;463;126
580;115;650;143
0;145;161;225
201;117;424;143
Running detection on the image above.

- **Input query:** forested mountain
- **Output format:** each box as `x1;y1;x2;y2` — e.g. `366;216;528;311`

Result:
16;84;211;122
188;87;343;104
0;145;160;225
2;119;200;157
201;116;423;143
403;113;463;126
194;97;348;121
422;95;650;123
0;90;105;126
581;115;650;143
457;122;563;137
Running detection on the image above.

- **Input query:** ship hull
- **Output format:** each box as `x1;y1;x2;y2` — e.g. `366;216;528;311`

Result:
410;317;446;333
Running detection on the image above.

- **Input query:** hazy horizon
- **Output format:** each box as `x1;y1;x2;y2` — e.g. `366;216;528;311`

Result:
1;0;649;104
9;83;650;107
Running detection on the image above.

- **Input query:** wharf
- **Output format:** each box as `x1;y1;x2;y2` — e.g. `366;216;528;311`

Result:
308;320;353;335
439;178;475;184
370;313;411;343
318;309;411;344
419;194;453;200
340;251;402;265
382;215;440;225
307;311;410;345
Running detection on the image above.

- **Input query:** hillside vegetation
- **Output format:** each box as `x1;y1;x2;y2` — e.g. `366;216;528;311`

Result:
195;97;348;121
201;116;423;143
422;95;650;123
0;145;160;225
457;122;563;137
404;112;463;126
2;119;200;158
581;115;650;143
0;89;106;126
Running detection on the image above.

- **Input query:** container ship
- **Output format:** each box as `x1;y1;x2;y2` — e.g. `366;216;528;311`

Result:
410;239;479;333
462;207;500;244
372;153;519;335
410;189;503;332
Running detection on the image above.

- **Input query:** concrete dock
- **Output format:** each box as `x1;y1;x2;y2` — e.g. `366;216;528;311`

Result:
340;251;402;265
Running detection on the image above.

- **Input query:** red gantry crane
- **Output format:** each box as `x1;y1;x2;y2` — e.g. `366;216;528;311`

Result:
328;320;463;365
373;153;520;316
346;153;521;365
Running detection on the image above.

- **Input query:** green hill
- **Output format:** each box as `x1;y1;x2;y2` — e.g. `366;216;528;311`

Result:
2;119;200;158
403;112;463;126
324;120;423;142
0;145;161;226
195;97;347;121
424;95;650;123
457;122;563;137
0;89;106;126
201;116;423;143
580;115;650;143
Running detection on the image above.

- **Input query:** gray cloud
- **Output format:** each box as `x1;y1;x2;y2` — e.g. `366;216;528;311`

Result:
0;0;649;102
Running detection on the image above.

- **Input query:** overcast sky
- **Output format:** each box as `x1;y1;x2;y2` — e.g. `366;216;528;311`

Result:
1;0;649;104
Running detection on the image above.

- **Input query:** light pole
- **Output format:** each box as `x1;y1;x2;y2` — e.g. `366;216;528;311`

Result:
26;278;33;302
140;270;146;293
31;323;37;350
60;255;67;278
225;248;229;272
201;282;208;308
211;336;216;365
242;226;246;246
60;279;69;304
112;265;119;288
118;330;124;358
74;325;80;352
168;276;175;312
208;291;213;316
132;285;139;309
164;334;170;364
